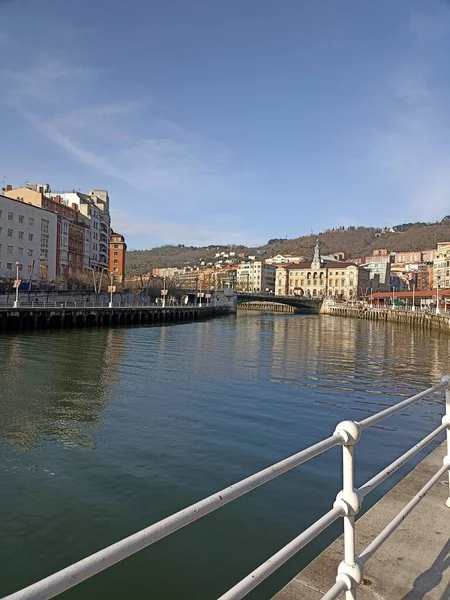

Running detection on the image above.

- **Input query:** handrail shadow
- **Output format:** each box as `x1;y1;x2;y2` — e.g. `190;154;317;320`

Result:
401;537;450;600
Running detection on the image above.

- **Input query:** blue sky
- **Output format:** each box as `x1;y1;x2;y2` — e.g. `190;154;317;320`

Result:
1;0;450;249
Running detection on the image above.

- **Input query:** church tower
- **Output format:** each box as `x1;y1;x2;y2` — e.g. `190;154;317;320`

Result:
312;238;322;268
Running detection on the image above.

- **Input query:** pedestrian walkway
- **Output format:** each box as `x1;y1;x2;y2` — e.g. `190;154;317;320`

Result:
273;444;450;599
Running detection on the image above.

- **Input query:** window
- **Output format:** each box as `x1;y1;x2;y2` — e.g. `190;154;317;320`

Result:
0;210;2;217
18;247;23;255
113;266;118;272
29;233;33;241
113;251;118;256
7;263;12;270
18;264;22;272
8;212;13;221
28;249;33;256
7;245;13;254
29;218;34;226
19;215;24;224
113;259;118;264
18;231;24;239
41;219;49;233
114;244;119;248
7;229;13;237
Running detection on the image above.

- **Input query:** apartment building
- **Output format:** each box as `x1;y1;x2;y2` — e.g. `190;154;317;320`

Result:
109;232;126;282
3;185;89;279
49;189;110;271
237;261;276;293
395;250;422;263
434;242;450;289
0;194;57;281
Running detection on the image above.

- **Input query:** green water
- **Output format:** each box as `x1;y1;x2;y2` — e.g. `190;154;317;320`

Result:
1;313;449;599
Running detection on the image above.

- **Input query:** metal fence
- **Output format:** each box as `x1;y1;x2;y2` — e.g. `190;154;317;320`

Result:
4;377;450;600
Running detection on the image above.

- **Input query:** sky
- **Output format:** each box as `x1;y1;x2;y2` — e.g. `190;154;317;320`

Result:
1;0;450;249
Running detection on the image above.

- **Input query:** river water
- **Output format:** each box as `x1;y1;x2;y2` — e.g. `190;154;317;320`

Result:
1;313;449;599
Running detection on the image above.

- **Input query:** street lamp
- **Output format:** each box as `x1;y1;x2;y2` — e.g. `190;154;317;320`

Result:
391;286;396;310
161;275;167;308
13;262;20;308
108;273;114;308
411;283;416;311
436;282;441;314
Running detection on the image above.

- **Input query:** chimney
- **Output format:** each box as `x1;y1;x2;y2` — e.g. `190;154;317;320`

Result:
6;185;12;191
72;203;78;211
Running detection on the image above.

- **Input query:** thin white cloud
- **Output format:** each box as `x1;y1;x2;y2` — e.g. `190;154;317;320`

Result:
2;57;100;103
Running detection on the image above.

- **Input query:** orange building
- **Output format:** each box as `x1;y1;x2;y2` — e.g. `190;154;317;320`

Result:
109;232;126;282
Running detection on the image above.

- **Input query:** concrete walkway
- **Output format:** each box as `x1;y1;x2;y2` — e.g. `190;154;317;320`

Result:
273;444;450;600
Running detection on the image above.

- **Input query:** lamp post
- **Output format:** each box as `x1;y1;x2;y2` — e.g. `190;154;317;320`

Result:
411;283;416;311
161;276;167;308
370;287;373;309
109;273;114;308
13;262;20;308
436;282;441;314
27;257;41;301
391;286;396;310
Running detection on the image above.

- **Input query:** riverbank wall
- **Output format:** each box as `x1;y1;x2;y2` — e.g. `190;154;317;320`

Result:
0;305;231;332
238;302;295;313
323;304;450;333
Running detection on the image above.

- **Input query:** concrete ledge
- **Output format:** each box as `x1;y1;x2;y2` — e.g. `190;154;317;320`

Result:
273;443;450;600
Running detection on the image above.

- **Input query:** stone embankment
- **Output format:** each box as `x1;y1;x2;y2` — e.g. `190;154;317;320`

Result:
323;304;450;333
238;302;295;313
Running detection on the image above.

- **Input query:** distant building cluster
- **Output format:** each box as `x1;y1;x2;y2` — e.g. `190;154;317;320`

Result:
145;239;450;302
0;183;126;290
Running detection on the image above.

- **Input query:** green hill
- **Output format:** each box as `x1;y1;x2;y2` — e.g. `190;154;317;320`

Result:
126;220;450;275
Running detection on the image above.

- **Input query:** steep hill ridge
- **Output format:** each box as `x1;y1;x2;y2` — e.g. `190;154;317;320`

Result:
126;221;450;274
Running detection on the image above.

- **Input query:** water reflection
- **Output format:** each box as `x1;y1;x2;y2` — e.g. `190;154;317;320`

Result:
0;329;125;451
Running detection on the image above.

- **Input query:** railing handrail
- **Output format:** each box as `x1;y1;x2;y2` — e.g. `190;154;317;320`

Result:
4;377;450;600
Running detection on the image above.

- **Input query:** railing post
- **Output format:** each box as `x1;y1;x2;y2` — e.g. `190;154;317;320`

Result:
443;376;450;508
334;421;363;599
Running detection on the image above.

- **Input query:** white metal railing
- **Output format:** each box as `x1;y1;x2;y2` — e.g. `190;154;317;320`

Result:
3;377;450;600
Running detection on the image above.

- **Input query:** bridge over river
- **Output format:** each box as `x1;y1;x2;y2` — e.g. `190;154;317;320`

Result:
237;292;323;313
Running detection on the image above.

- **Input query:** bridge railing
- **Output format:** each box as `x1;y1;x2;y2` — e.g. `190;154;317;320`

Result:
4;378;450;600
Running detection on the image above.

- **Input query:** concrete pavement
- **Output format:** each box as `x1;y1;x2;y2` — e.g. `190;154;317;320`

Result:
273;443;450;600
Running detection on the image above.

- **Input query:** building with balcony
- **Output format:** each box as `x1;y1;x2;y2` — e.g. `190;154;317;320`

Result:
48;188;111;272
3;184;90;281
434;242;450;290
237;261;276;293
109;232;126;283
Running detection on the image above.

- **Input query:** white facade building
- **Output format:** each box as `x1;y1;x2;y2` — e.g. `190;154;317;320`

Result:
49;189;110;271
0;195;57;281
237;261;276;293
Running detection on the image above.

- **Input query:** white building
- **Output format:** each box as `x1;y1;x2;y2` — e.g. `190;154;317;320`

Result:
265;254;305;265
237;261;276;293
434;242;450;290
0;195;57;282
49;189;110;271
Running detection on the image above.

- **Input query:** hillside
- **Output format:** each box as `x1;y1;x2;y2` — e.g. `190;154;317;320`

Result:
126;220;450;274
